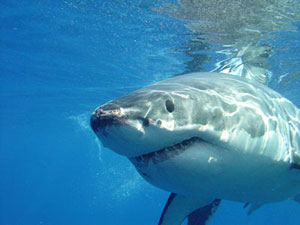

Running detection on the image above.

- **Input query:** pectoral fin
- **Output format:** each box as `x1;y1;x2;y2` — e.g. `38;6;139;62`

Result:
158;193;221;225
243;202;264;215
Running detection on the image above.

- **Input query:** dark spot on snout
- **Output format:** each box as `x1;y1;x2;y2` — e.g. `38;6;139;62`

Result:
165;99;174;113
136;117;150;127
142;118;150;127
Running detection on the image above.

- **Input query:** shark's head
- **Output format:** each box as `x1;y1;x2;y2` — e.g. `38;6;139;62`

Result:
91;72;300;203
90;73;239;160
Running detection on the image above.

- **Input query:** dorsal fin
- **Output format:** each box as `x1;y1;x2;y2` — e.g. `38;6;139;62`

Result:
158;193;221;225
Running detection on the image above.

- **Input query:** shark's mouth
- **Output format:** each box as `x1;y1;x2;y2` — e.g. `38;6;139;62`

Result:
130;137;203;167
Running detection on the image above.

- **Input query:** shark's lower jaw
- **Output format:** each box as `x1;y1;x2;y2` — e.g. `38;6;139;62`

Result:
130;137;203;167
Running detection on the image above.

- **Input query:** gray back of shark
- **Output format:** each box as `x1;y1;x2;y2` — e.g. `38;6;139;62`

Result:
91;72;300;225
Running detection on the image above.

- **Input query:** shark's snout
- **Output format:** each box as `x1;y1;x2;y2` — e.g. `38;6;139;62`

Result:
90;105;154;157
90;107;125;134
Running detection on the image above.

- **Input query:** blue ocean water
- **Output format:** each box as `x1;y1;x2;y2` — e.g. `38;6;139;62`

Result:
1;1;300;225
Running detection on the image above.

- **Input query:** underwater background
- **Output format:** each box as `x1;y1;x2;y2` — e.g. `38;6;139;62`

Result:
1;0;300;224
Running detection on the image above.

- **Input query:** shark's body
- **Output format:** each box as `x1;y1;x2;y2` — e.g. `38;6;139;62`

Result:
91;72;300;224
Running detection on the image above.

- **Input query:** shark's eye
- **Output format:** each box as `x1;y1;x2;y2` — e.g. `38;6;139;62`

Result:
165;99;174;113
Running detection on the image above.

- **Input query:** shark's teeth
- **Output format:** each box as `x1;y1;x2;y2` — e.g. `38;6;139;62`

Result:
130;137;202;167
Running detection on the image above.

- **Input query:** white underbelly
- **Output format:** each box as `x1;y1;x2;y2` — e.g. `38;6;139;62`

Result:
133;142;300;203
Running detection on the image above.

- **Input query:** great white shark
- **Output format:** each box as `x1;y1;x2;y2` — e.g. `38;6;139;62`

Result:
90;72;300;225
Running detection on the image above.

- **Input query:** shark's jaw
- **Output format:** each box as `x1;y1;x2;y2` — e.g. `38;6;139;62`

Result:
129;137;203;166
